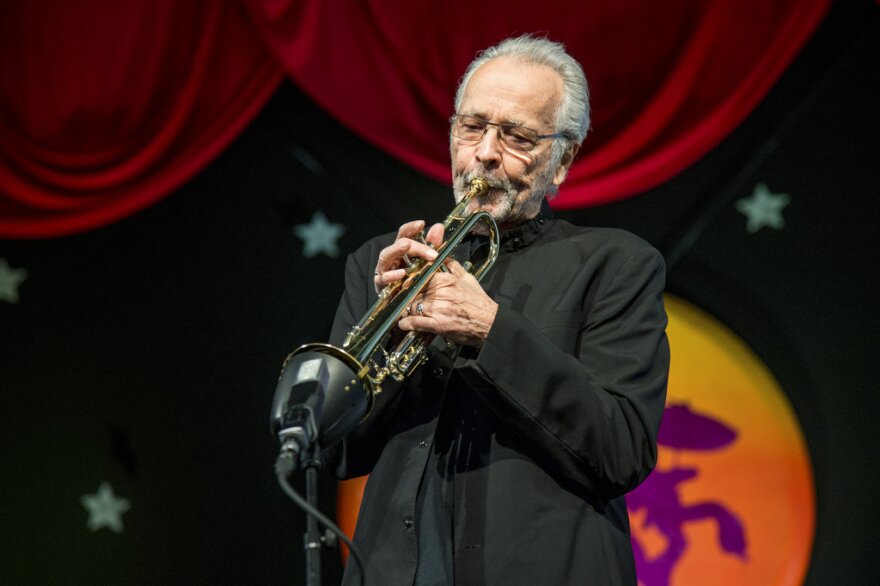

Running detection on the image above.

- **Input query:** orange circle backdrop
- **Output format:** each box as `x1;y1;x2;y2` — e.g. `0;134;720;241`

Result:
630;295;815;585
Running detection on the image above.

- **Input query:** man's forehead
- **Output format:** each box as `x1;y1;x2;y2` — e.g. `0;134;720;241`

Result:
458;110;530;127
459;57;562;125
469;56;561;87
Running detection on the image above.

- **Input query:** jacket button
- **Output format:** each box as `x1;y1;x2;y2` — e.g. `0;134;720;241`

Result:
418;441;428;448
404;517;413;528
433;367;445;379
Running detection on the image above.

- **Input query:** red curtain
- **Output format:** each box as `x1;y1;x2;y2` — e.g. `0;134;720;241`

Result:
0;0;283;238
0;0;831;238
247;0;831;210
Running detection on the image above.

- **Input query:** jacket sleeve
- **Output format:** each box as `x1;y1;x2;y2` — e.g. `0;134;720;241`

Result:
324;238;409;479
455;243;670;499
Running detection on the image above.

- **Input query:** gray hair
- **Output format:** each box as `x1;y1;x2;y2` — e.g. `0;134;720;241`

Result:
454;35;590;165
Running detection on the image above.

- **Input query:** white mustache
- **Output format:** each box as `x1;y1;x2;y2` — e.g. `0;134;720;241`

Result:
459;170;522;194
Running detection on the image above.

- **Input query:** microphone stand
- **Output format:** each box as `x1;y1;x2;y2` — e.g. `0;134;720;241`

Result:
300;443;335;586
272;349;368;585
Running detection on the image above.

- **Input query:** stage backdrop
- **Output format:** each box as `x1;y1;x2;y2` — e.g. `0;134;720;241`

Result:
1;1;878;584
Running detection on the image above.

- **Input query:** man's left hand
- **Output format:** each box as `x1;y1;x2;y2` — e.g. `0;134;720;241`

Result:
397;256;498;348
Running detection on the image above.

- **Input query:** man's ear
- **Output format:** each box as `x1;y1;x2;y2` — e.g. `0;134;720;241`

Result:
553;142;581;186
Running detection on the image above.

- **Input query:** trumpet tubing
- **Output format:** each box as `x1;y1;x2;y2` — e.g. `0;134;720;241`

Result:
282;178;499;411
274;178;499;439
344;177;498;387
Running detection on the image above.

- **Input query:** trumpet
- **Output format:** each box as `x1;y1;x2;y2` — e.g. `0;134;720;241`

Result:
271;178;499;452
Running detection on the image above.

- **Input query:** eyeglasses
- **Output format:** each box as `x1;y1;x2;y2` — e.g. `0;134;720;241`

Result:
450;114;566;153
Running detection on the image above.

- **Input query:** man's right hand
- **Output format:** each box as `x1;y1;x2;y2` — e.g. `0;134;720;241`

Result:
373;220;444;295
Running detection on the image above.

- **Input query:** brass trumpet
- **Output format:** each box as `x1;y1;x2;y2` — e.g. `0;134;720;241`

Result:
271;178;499;451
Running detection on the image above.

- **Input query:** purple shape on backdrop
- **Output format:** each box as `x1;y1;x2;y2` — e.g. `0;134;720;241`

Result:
657;403;737;451
628;405;747;586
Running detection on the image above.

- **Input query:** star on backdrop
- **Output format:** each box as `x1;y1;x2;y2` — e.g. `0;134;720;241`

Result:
0;257;27;303
81;482;131;534
293;211;346;258
735;183;791;234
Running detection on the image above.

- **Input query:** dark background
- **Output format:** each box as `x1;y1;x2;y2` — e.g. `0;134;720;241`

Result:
1;0;877;583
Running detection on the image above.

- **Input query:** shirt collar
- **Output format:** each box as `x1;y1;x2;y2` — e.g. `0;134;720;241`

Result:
498;198;554;252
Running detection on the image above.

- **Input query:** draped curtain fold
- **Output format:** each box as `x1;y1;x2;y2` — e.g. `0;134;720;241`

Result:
0;0;831;238
0;0;283;238
245;0;831;210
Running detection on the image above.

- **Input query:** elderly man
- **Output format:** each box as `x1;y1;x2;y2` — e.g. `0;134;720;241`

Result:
327;35;669;585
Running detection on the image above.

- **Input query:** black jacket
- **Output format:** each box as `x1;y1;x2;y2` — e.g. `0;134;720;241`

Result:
327;211;670;585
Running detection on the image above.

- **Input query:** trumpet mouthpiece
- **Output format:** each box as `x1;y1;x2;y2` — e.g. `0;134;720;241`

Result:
466;177;489;199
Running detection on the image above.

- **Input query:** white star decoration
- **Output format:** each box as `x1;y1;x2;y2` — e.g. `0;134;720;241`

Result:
294;211;345;258
81;482;131;533
0;258;27;303
735;183;791;234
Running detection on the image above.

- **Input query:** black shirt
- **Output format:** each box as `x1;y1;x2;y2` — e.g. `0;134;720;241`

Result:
328;204;669;586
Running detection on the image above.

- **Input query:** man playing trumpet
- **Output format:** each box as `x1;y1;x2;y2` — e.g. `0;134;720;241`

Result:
328;35;670;586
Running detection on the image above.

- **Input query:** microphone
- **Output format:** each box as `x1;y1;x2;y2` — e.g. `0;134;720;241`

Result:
270;345;371;463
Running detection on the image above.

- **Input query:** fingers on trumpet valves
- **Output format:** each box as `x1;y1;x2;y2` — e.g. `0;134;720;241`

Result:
396;219;426;240
374;268;397;297
425;222;445;248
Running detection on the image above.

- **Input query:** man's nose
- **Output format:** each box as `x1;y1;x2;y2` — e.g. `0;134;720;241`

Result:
475;127;503;167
